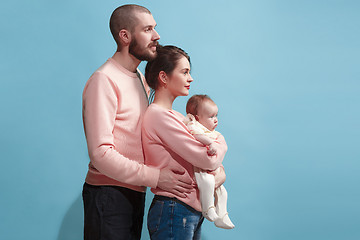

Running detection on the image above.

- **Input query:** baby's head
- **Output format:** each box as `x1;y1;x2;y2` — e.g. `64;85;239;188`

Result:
186;94;218;131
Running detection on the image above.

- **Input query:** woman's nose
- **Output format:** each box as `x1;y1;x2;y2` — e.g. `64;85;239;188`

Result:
188;74;193;82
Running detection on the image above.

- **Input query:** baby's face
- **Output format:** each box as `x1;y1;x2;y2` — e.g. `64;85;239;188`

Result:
197;100;218;131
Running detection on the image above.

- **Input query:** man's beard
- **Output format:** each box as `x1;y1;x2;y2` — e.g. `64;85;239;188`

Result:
129;37;158;61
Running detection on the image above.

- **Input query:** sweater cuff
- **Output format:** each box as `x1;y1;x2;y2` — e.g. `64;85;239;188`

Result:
143;166;160;189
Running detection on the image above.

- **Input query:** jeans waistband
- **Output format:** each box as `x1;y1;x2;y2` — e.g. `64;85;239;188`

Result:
153;195;200;214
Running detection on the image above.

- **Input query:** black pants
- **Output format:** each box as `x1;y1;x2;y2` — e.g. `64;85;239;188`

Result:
82;183;145;240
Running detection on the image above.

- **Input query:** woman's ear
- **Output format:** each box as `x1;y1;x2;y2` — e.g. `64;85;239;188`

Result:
195;115;200;121
159;71;168;86
119;29;131;45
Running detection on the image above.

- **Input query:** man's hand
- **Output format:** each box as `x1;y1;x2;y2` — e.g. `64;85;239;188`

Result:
158;164;194;198
208;166;226;189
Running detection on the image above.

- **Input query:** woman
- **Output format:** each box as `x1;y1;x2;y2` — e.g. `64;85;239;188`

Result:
142;45;228;239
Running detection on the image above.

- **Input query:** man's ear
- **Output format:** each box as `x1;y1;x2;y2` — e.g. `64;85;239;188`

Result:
119;29;131;45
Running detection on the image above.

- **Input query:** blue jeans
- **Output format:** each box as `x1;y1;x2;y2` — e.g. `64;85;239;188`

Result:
147;195;204;240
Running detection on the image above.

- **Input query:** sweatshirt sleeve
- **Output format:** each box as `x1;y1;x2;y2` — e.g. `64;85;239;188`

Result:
146;108;227;171
82;72;160;188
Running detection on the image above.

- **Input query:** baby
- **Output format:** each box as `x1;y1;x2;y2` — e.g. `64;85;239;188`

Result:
185;94;234;229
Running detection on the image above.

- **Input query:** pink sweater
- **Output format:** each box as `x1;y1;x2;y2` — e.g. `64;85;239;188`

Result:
82;58;160;192
142;103;228;211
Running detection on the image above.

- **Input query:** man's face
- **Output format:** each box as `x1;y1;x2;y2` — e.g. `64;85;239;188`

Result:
129;12;160;61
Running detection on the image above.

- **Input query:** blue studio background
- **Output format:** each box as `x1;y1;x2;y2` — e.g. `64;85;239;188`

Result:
1;0;359;239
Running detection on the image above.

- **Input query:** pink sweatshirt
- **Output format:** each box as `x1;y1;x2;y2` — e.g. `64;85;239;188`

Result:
82;58;160;192
142;103;228;211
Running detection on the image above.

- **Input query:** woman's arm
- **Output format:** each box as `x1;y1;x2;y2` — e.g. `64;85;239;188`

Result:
192;134;218;156
144;108;227;171
208;166;226;188
192;134;215;146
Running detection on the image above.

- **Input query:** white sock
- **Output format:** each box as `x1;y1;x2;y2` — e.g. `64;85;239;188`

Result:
214;186;235;229
195;171;219;222
203;206;219;222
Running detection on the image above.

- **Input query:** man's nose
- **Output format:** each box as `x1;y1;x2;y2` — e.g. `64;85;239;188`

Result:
153;29;160;40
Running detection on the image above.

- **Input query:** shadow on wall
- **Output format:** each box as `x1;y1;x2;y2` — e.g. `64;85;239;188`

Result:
57;195;83;240
56;191;151;240
56;192;209;240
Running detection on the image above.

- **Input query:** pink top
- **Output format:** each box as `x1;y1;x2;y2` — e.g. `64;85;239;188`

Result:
82;58;160;192
142;103;228;211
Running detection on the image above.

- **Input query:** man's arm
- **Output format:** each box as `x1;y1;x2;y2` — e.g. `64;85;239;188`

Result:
83;72;192;195
83;72;159;187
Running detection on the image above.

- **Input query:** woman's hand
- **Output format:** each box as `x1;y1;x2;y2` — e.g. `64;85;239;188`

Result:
208;166;226;189
207;143;217;156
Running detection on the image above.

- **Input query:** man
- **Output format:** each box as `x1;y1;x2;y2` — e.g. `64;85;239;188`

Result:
82;5;193;240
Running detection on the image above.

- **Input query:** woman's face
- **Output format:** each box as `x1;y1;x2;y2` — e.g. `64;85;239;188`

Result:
166;56;193;97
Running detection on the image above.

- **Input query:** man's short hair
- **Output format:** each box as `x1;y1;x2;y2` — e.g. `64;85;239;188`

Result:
109;4;151;47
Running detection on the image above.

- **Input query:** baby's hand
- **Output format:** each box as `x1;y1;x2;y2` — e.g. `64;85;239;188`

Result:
207;143;217;156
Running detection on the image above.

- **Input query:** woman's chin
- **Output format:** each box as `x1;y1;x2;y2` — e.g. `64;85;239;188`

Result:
183;91;190;96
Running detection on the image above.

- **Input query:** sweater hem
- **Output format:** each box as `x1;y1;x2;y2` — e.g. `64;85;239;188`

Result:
85;173;147;193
